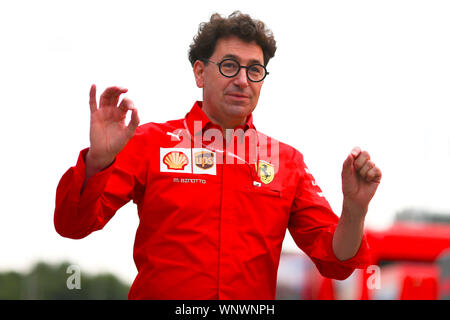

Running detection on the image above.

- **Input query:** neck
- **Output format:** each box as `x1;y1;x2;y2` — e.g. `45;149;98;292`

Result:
201;104;247;133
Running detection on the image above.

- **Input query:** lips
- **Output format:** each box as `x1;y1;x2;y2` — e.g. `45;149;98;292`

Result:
226;92;250;99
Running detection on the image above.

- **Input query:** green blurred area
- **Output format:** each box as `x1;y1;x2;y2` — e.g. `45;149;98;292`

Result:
0;262;130;299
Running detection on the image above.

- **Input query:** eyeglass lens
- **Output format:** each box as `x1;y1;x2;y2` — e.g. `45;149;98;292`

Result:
219;59;266;82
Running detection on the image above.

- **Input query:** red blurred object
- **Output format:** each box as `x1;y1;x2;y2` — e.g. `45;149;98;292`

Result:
380;263;439;300
309;222;450;300
366;222;450;263
317;278;335;300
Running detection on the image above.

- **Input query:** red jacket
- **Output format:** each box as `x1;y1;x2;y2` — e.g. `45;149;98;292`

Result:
54;101;370;299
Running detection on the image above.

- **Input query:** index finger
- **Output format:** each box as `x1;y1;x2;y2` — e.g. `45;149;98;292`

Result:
99;86;128;108
354;150;371;171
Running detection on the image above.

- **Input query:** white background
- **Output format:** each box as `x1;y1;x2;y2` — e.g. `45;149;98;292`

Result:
1;0;449;285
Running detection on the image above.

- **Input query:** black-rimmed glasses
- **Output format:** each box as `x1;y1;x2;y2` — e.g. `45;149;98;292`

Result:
203;58;269;82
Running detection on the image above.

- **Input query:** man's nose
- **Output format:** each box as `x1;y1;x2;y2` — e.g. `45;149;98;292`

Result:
233;68;249;88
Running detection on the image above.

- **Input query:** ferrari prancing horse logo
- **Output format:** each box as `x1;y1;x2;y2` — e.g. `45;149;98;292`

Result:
257;160;275;184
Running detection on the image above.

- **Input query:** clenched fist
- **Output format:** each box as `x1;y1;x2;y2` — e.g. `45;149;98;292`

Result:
341;147;382;215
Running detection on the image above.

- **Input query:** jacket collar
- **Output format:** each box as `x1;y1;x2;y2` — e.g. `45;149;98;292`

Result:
185;101;255;137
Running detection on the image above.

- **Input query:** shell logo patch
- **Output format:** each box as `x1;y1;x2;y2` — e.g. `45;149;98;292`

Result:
194;151;215;170
163;151;189;170
160;148;192;173
258;160;275;184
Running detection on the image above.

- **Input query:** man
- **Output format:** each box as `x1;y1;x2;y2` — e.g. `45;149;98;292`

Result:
54;12;382;299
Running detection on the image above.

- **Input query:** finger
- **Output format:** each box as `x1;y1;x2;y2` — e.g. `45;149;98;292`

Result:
118;97;133;113
99;86;128;108
358;160;375;178
366;166;382;183
351;146;361;159
89;84;97;113
342;153;355;175
354;150;370;171
127;107;140;135
341;153;358;189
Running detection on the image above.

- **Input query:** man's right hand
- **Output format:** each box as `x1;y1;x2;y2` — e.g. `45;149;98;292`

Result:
85;84;140;179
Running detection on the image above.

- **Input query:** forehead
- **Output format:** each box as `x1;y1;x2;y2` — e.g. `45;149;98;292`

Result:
212;36;264;64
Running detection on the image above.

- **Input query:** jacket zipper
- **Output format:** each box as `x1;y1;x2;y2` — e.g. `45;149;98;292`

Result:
217;158;224;299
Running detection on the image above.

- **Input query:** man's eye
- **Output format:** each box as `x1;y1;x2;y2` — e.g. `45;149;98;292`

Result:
222;62;237;69
249;66;263;74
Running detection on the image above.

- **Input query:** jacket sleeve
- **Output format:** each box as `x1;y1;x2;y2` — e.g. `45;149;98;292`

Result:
54;129;147;239
287;150;371;280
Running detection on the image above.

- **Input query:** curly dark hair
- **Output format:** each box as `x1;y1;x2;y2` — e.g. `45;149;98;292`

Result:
188;11;277;67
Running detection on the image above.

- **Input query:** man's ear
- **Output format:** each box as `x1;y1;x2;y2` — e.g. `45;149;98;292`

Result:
193;60;205;88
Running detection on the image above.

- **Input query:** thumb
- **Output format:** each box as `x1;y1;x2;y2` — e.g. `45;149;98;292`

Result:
342;152;358;196
342;146;360;177
127;107;140;135
351;146;361;158
342;153;355;175
341;151;358;188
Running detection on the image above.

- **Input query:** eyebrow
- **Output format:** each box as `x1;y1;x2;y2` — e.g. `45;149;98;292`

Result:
221;54;263;65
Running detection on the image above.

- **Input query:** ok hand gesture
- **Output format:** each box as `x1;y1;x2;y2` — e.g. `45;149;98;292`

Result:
86;85;140;174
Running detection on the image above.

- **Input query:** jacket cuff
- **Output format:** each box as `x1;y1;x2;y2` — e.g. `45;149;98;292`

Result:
309;226;373;279
67;148;116;204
